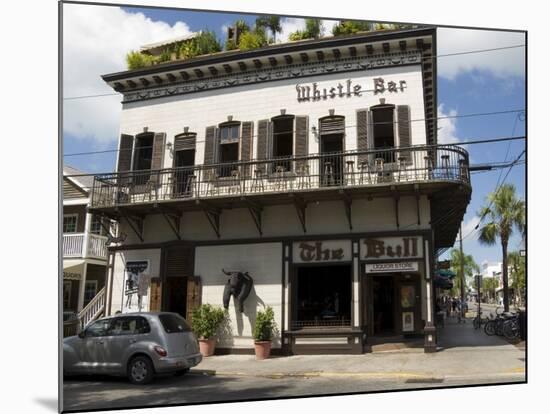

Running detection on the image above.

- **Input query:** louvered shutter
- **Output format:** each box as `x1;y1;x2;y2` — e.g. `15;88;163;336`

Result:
295;116;309;170
150;132;166;184
186;276;202;324
203;126;217;179
240;121;253;177
397;105;412;162
356;109;369;165
174;134;196;151
149;277;162;312
117;134;134;185
256;119;269;173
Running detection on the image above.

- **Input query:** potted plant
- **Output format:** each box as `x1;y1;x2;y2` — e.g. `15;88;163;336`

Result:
253;306;276;360
191;304;226;357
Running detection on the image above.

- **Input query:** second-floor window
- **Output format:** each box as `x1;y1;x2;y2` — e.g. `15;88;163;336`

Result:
371;104;396;162
271;115;294;173
133;133;154;185
63;214;78;233
218;123;240;176
90;215;105;235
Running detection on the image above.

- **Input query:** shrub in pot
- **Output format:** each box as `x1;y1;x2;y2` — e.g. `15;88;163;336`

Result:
253;306;276;360
191;304;226;357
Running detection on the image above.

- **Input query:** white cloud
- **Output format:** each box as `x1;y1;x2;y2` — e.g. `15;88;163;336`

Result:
437;27;525;80
321;20;340;37
437;104;459;144
456;215;480;245
63;4;192;143
278;17;305;42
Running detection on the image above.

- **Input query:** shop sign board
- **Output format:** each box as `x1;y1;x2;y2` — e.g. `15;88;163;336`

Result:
124;260;150;312
293;240;351;263
361;236;423;261
365;261;419;273
402;311;414;332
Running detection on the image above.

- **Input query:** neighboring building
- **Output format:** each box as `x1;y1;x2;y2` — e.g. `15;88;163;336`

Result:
63;166;110;326
89;28;471;354
481;261;502;280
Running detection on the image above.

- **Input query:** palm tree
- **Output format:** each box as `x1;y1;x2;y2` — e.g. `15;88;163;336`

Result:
256;15;282;42
508;251;526;306
477;184;525;311
449;248;480;298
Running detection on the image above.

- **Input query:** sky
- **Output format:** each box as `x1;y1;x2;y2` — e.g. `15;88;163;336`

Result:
62;2;526;267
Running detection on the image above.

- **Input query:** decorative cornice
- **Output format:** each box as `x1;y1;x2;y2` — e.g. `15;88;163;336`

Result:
121;50;422;104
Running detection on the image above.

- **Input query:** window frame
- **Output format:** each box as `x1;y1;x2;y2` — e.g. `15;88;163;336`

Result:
109;316;151;336
84;280;98;304
131;132;155;172
370;104;397;150
63;214;79;234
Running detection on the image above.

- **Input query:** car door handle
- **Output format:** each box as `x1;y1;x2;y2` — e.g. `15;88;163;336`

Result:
129;339;137;344
95;341;104;345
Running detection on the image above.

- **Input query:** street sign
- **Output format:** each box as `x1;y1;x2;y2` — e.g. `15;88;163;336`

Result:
438;260;451;269
475;274;483;288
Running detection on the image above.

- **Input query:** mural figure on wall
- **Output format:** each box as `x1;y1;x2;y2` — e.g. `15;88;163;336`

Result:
222;269;254;313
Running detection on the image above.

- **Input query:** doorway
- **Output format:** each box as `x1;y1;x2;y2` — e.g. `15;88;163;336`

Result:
173;149;195;197
164;277;187;317
320;133;344;186
371;275;395;335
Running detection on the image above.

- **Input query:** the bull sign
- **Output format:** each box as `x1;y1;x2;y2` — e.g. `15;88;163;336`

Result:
222;269;253;313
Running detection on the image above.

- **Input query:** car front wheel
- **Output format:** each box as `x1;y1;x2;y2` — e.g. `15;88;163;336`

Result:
128;356;154;385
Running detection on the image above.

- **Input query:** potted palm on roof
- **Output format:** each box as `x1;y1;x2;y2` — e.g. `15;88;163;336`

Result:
253;306;276;360
191;304;226;357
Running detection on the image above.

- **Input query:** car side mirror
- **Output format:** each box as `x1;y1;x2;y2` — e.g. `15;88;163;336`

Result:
78;331;86;339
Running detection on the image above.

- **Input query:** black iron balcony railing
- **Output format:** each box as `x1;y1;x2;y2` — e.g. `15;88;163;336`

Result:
90;144;470;209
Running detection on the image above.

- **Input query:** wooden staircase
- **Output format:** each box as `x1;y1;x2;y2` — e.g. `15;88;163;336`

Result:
78;287;106;329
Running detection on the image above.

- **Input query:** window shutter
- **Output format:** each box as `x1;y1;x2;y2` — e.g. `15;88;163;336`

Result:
174;134;196;151
356;110;369;165
240;121;253;177
397;105;412;162
149;277;162;312
204;126;217;165
257;119;269;173
295;116;309;170
150;132;166;184
117;134;134;185
186;276;202;324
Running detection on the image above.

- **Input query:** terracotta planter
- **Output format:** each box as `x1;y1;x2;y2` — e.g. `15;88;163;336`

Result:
254;341;272;360
198;338;217;357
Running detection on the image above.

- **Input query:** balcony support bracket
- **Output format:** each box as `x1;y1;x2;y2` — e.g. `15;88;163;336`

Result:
415;185;421;225
394;193;400;229
291;194;307;233
339;190;353;230
203;208;221;239
243;199;263;236
122;214;144;243
161;211;182;241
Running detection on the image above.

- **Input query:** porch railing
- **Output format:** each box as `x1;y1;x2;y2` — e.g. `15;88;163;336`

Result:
91;144;470;209
63;233;108;259
78;287;106;328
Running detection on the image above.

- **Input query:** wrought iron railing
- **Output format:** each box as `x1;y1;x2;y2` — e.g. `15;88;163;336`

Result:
90;144;470;208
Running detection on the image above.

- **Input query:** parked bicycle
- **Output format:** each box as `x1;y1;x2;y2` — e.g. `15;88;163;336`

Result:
473;311;491;329
484;311;518;338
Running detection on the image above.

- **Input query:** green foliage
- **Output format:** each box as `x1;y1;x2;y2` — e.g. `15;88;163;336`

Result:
195;30;222;55
508;251;526;304
332;20;372;36
225;38;238;51
238;29;268;51
482;277;499;300
235;19;250;33
191;304;226;339
289;18;323;41
449;248;480;296
255;15;282;42
253;306;276;342
126;51;155;70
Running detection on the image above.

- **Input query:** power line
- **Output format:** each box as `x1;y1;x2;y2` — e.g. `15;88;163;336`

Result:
63;44;525;101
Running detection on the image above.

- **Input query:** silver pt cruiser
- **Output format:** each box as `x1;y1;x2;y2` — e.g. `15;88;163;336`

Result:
63;312;202;384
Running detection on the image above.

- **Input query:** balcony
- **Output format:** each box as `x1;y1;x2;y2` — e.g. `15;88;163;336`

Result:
89;144;471;247
63;232;109;260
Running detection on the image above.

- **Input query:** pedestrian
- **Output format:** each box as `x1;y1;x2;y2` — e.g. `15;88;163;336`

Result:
452;298;457;316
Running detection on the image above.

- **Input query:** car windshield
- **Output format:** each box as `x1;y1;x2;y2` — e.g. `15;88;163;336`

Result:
159;314;191;333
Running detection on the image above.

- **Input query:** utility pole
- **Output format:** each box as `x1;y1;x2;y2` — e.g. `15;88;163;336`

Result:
459;225;465;320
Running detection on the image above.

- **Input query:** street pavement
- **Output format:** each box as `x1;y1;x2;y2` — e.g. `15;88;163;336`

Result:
62;310;526;412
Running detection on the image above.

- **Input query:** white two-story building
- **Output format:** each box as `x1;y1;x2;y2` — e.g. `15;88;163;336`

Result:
89;27;471;354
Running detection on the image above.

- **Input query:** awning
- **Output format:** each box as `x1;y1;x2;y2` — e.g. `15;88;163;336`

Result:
436;269;457;278
63;259;85;280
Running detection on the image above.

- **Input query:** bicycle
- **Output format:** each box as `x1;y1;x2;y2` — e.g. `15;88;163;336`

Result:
502;313;521;340
473;311;490;329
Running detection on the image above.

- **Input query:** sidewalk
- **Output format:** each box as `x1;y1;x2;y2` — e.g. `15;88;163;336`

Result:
193;318;525;381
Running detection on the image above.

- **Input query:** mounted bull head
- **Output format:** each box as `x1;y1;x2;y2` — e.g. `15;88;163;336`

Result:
222;269;254;313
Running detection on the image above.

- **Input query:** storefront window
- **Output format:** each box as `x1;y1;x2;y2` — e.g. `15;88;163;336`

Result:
293;264;352;329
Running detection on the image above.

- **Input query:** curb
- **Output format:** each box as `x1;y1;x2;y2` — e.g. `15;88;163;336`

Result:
190;369;525;380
